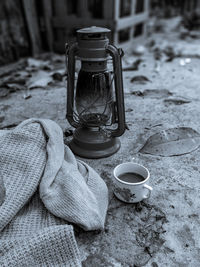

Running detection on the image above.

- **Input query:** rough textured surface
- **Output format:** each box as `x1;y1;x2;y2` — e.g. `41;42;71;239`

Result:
0;29;200;266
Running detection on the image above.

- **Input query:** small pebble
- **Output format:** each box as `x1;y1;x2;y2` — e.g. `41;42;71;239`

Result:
179;59;186;66
52;72;63;81
133;45;145;56
126;108;133;112
185;58;191;64
23;94;32;99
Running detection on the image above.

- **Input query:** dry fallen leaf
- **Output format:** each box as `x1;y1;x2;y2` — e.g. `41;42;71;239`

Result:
27;58;50;69
27;70;53;89
163;98;191;106
0;88;10;97
0;116;5;123
131;89;172;98
50;69;65;81
123;59;143;71
51;54;65;63
23;93;32;100
130;75;151;84
143;89;172;98
131;91;144;96
6;83;25;92
15;70;30;78
140;127;200;156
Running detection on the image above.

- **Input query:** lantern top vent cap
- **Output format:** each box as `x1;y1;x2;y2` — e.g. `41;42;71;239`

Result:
77;26;110;34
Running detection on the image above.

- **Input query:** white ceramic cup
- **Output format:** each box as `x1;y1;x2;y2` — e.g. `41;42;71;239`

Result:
113;161;153;203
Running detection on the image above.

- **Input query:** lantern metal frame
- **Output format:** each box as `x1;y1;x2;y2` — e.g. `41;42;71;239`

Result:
66;26;126;159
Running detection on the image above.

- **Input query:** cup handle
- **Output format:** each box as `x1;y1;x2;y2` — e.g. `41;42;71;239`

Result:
143;184;153;199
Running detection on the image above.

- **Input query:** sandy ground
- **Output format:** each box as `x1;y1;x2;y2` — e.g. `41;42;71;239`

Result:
0;28;200;266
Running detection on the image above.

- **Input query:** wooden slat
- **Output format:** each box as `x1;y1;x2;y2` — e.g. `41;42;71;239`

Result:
144;0;149;13
114;0;120;19
131;0;136;15
54;0;68;16
42;0;53;51
54;0;68;47
77;0;90;17
103;0;114;19
143;0;149;37
113;0;120;45
116;0;149;50
116;12;148;31
129;0;136;44
22;0;41;55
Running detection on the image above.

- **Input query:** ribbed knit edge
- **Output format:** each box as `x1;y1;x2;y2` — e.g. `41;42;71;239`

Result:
0;225;81;267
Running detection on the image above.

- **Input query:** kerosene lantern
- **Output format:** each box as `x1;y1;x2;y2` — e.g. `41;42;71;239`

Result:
66;26;126;158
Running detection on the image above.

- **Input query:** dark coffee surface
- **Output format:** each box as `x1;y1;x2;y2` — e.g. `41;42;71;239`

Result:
118;172;145;183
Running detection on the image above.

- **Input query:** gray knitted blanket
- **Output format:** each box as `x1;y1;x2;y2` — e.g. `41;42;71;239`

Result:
0;119;108;266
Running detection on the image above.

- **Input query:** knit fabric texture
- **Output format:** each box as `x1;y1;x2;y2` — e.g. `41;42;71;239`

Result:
0;119;108;266
0;171;5;205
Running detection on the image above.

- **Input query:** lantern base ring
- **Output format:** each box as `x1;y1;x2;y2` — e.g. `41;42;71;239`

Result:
69;127;121;159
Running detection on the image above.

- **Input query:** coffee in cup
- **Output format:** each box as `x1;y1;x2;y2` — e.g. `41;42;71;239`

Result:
113;161;152;203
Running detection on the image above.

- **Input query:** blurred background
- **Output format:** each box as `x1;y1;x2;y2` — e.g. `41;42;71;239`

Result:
1;0;200;65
